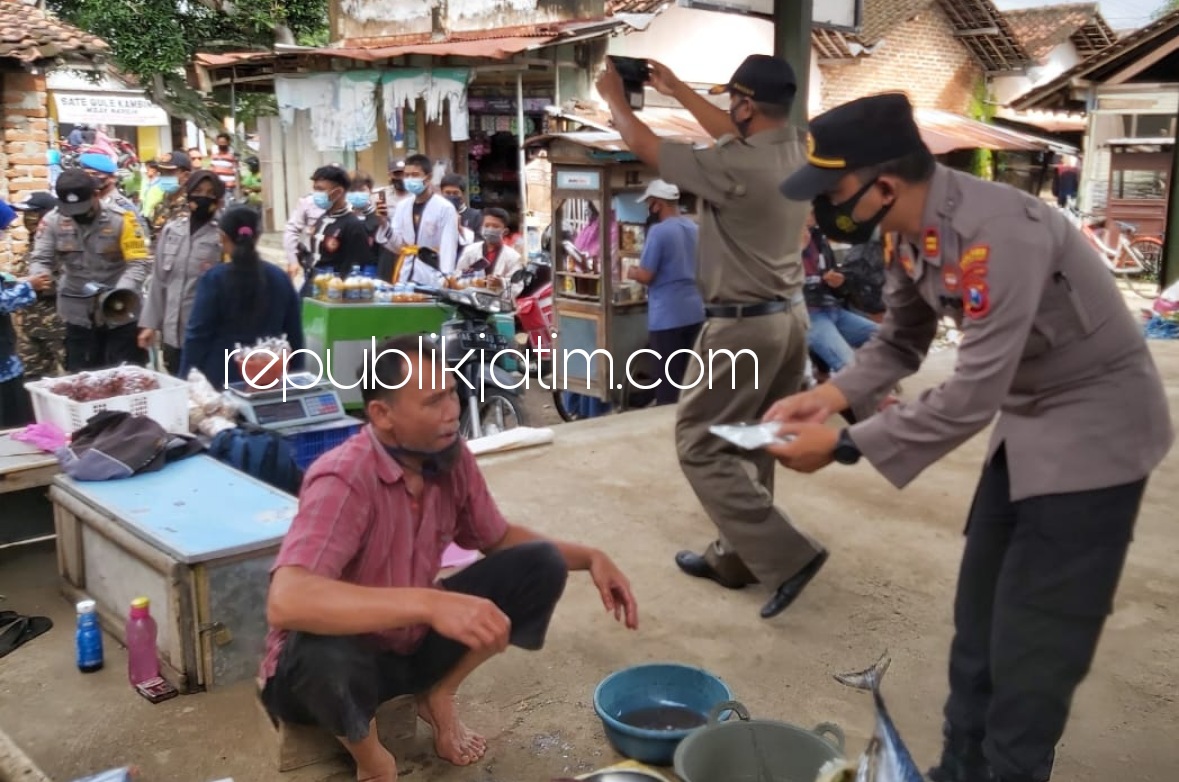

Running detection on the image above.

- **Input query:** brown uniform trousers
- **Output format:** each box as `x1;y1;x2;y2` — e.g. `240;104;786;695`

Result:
832;165;1173;781
659;126;824;590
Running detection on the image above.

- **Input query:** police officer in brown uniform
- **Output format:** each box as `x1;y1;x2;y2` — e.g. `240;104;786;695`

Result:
596;54;827;620
765;93;1174;782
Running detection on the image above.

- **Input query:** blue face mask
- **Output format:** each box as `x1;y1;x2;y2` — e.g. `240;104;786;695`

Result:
312;191;331;210
404;177;427;196
346;192;371;209
158;176;179;194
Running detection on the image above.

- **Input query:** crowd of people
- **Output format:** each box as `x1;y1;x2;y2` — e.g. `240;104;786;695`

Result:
0;133;291;426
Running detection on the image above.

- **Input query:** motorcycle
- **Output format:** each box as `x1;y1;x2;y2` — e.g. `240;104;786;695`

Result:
411;283;528;440
513;256;555;374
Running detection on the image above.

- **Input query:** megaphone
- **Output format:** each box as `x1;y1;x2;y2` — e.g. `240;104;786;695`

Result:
73;281;141;328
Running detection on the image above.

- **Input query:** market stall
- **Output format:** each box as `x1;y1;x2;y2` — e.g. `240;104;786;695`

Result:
301;291;517;412
525;131;669;414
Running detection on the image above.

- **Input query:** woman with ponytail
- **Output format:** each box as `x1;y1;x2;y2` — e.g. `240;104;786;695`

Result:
179;205;304;388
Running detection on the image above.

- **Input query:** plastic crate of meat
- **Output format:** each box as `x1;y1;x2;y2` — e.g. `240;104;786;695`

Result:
25;367;192;435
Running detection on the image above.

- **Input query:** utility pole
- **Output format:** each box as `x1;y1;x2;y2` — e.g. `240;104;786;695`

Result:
773;0;813;130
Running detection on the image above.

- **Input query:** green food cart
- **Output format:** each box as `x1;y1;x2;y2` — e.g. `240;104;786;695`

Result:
302;299;516;411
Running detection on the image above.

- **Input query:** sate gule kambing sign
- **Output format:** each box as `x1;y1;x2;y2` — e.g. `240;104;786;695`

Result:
53;92;169;127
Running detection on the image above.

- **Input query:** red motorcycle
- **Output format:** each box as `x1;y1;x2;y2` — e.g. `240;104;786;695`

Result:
513;258;554;374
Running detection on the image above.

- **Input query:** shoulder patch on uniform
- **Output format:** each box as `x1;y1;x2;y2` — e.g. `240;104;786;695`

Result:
963;277;990;319
959;244;989;278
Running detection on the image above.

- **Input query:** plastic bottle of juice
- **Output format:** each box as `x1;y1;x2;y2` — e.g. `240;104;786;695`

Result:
327;273;345;302
126;597;160;686
361;270;374;302
344;267;359;301
76;599;104;673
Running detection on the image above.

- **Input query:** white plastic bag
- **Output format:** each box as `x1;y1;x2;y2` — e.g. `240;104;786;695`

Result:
709;422;795;450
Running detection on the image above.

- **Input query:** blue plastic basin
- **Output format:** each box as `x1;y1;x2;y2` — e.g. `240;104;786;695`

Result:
593;663;734;766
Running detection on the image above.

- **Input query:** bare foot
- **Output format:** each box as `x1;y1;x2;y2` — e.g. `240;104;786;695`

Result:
417;690;487;766
354;742;397;782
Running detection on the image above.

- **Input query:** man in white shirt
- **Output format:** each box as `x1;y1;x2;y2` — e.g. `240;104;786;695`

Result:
388;154;459;286
454;208;525;298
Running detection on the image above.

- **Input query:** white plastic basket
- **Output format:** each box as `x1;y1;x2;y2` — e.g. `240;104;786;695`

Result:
25;367;192;435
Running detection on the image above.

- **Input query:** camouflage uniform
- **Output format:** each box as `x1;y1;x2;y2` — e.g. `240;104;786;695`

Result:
12;216;66;380
150;190;190;240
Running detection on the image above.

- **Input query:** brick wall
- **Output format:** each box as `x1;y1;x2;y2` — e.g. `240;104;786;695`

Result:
1;70;51;273
818;3;981;115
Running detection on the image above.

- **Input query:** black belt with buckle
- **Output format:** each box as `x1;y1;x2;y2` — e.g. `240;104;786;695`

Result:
704;299;794;319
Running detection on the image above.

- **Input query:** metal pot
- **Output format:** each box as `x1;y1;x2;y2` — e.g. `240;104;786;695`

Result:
673;700;845;782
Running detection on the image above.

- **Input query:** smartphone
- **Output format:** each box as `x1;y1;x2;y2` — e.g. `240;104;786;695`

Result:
608;55;651;110
136;676;180;704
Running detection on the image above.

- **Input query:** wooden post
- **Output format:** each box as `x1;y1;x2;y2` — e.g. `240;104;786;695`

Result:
774;0;813;130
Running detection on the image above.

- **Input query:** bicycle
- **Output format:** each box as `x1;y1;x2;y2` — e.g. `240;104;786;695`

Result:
1061;204;1164;299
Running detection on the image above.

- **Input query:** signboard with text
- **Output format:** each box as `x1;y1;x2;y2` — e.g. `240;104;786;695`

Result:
53;91;169;128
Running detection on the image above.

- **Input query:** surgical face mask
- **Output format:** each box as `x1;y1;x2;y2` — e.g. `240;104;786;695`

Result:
812;178;894;245
347;192;372;209
189;195;218;219
158;176;180;194
312;191;331;210
404;177;427;196
445;194;464;209
481;227;504;244
383;438;462;479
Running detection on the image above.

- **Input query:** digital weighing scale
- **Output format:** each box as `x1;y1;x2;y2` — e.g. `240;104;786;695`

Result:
226;372;347;428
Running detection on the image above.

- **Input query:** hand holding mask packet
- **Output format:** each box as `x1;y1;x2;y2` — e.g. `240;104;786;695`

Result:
710;422;796;450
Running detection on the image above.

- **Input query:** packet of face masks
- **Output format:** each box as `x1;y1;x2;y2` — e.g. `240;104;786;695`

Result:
709;422;795;450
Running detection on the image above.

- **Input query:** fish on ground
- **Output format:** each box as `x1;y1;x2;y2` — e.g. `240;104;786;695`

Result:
815;652;926;782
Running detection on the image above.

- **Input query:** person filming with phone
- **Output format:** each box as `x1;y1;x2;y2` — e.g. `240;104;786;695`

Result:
595;55;827;621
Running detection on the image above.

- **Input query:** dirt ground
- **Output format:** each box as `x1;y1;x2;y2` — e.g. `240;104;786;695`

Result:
2;328;1178;782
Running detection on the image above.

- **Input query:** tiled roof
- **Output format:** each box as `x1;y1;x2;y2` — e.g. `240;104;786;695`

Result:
606;0;671;14
1003;3;1115;61
0;0;107;64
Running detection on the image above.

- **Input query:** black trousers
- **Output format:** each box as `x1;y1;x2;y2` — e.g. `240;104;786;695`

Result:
648;321;703;406
162;344;183;377
944;445;1146;781
0;373;33;428
65;323;147;372
261;541;568;743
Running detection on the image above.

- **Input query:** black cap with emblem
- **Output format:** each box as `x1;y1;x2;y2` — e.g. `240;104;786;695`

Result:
708;54;797;107
54;169;98;216
780;92;930;201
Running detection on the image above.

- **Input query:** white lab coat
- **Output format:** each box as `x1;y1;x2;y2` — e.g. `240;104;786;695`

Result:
389;193;458;286
455;241;526;299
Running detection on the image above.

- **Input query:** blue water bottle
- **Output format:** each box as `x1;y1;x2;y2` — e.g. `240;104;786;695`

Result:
76;599;104;673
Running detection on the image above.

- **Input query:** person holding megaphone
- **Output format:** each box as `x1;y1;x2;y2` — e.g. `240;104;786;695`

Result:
27;169;151;371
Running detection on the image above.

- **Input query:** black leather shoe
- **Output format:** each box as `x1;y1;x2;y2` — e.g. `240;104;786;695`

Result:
928;728;992;782
760;549;828;619
674;550;755;590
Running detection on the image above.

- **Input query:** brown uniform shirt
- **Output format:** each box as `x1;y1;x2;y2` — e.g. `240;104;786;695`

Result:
658;127;809;304
832;164;1174;501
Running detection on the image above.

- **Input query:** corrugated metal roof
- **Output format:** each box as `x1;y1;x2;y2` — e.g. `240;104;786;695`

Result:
915;108;1067;153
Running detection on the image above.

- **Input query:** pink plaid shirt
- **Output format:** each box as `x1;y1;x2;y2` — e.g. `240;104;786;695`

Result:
259;425;508;682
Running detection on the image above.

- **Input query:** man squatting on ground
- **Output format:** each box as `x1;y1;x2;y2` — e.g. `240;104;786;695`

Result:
259;334;640;782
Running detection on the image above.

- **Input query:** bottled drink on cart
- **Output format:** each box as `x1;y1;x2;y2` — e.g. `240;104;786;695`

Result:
76;599;104;673
126;597;160;686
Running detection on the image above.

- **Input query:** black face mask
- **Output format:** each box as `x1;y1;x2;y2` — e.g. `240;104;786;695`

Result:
383;437;462;479
445;195;464;210
189;195;218;220
71;209;97;225
812;178;893;245
218;144;230;152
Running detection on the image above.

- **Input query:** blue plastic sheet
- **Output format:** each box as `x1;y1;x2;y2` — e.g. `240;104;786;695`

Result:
1144;315;1179;340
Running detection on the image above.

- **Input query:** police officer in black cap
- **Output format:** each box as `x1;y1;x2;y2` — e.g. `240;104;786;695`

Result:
762;91;1173;782
596;55;826;620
